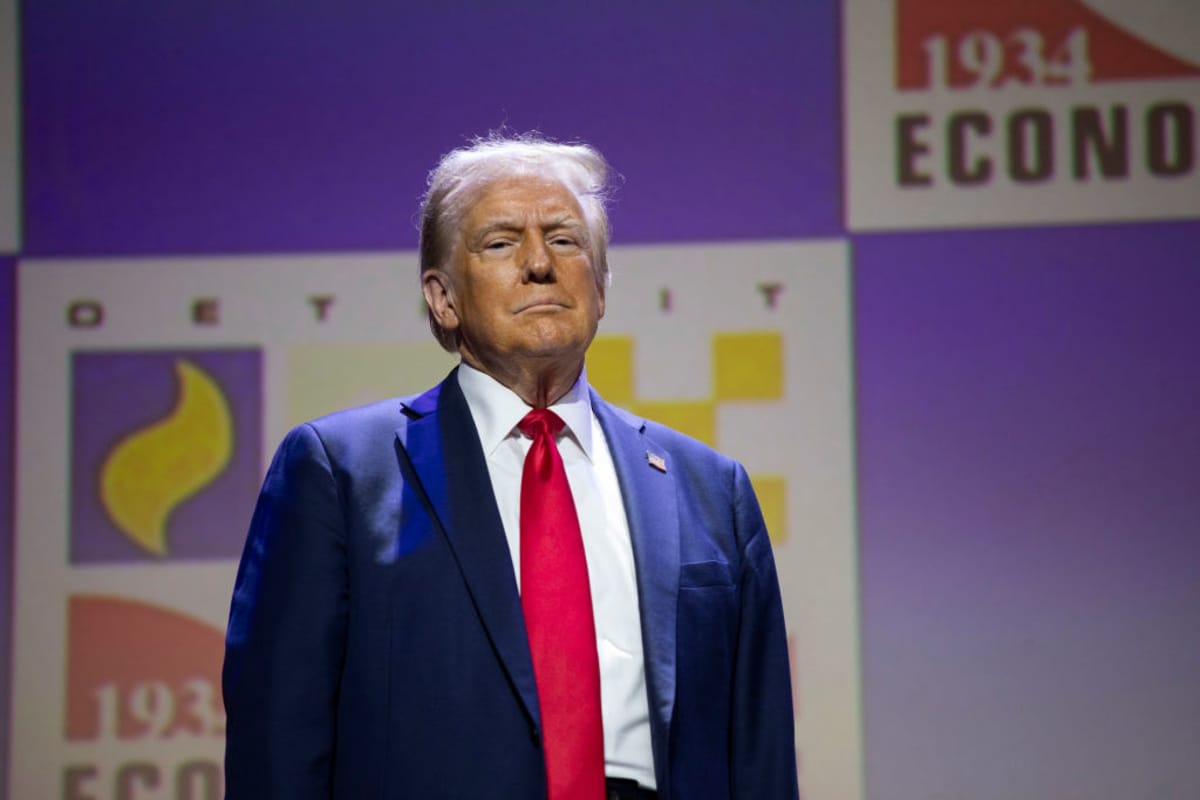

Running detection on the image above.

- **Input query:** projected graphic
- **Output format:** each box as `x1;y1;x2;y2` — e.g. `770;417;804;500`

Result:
14;244;858;798
70;350;261;563
588;332;788;544
895;1;1200;89
60;596;225;799
65;595;225;743
845;0;1200;230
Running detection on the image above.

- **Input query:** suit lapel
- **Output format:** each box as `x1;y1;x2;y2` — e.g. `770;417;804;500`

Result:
395;370;542;730
592;392;680;785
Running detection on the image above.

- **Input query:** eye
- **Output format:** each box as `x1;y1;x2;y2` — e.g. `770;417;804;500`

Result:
549;235;580;250
484;239;514;251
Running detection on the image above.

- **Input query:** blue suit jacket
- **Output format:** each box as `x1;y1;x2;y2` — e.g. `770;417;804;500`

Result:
223;369;798;799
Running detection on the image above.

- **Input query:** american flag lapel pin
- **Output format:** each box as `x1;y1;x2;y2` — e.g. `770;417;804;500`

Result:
646;451;667;473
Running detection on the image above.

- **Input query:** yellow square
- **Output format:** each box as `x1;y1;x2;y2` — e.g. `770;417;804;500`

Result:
713;332;783;401
586;336;635;403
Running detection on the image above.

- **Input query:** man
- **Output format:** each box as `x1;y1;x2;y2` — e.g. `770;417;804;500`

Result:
223;135;799;799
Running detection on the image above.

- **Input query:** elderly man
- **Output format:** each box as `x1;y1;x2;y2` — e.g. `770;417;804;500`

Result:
223;135;799;799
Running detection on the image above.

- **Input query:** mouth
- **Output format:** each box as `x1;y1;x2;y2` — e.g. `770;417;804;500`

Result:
515;299;569;313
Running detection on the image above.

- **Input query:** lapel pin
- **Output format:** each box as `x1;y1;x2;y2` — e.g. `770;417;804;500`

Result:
646;451;667;473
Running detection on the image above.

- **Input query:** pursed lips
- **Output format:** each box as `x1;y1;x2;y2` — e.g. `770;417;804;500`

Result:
514;298;570;313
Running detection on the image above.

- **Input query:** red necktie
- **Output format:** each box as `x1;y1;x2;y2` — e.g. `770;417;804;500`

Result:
518;409;605;800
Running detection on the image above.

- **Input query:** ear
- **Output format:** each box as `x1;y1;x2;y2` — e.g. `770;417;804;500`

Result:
595;267;607;320
422;270;460;332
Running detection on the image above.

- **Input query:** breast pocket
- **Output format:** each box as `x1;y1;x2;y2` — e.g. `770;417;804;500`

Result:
676;559;738;716
678;559;737;653
679;559;734;589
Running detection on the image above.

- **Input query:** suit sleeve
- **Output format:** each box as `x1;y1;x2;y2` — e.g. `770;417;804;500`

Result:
223;423;348;799
730;463;801;799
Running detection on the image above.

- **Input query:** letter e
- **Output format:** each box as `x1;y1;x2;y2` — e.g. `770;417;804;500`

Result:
896;114;933;186
63;765;98;800
192;298;219;326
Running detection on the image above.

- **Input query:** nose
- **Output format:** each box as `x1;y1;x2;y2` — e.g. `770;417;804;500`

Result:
520;236;554;282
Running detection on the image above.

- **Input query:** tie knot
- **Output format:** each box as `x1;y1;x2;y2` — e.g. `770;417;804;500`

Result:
518;408;565;440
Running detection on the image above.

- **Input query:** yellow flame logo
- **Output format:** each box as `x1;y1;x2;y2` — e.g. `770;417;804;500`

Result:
99;359;234;556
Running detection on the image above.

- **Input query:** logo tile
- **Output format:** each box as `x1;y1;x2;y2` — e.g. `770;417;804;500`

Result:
70;349;261;563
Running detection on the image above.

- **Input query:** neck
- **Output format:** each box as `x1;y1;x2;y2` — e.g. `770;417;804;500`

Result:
460;353;583;408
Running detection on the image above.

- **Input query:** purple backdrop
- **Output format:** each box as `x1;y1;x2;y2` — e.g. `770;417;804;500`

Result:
21;0;840;256
854;221;1200;798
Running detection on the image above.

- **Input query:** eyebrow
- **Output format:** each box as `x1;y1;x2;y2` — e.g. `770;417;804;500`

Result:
469;216;586;245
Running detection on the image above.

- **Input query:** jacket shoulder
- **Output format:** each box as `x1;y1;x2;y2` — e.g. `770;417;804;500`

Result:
596;394;741;478
277;394;426;473
305;397;414;442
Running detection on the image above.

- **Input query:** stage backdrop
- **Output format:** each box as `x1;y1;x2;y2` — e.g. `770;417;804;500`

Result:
3;1;1199;799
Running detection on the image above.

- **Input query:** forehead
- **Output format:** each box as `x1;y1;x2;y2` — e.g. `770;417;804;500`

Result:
460;176;585;231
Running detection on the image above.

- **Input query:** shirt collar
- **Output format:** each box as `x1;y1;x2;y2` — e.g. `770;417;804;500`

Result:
457;362;595;461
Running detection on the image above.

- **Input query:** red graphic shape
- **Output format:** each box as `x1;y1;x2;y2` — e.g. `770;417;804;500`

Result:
897;0;1200;89
65;596;226;742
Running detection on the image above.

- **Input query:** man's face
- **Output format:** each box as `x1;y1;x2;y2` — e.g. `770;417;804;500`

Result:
426;176;606;380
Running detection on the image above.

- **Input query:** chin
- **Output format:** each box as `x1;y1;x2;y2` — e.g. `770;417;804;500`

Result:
520;333;590;361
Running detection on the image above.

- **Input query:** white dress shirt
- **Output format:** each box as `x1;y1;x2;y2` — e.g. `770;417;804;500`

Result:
456;363;656;789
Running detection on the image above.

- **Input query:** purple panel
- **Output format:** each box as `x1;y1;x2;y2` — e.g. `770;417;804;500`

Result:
70;349;261;563
22;1;840;256
854;222;1200;799
0;257;12;797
